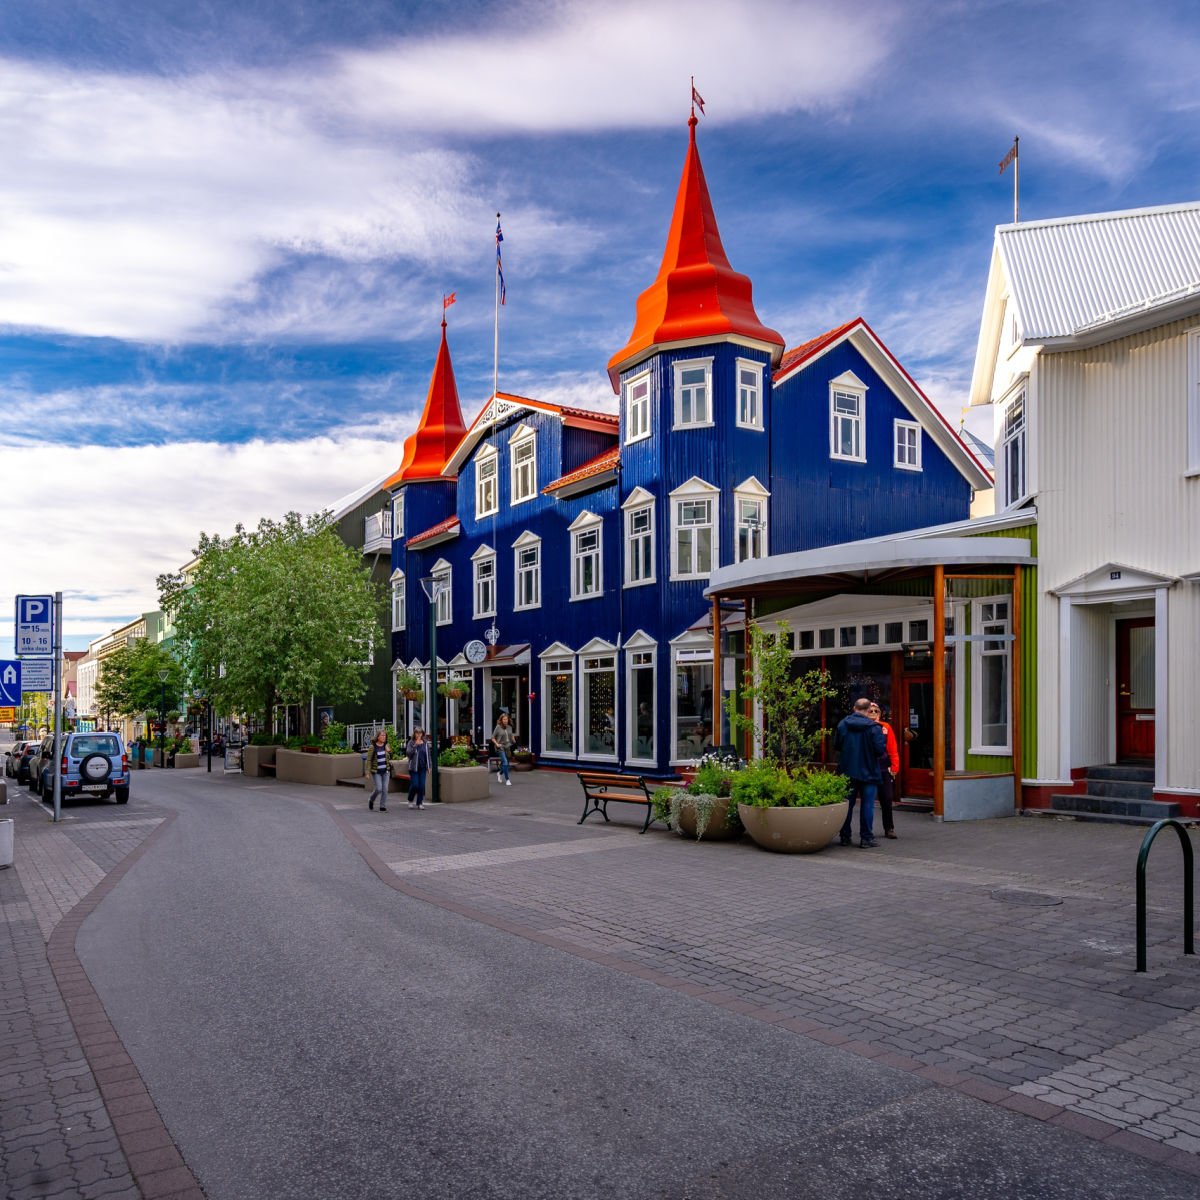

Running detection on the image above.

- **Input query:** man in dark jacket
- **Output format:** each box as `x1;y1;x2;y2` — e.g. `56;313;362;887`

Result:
834;697;888;848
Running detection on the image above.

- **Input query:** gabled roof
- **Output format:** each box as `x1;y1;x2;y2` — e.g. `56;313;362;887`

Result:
773;317;992;491
997;202;1200;341
606;115;784;390
443;392;617;476
542;447;620;497
407;515;461;548
384;319;469;490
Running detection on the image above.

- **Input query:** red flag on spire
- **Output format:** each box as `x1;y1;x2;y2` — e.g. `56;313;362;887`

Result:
691;84;705;116
443;292;457;309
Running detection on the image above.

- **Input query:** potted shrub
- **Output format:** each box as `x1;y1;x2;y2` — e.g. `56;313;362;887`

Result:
172;735;200;769
436;742;490;802
275;721;361;785
732;761;849;853
243;731;284;777
509;748;537;772
397;670;424;701
651;754;743;841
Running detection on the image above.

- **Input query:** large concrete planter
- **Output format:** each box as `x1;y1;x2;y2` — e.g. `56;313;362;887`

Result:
437;765;491;803
174;753;200;769
243;745;282;778
737;801;849;854
0;818;12;869
275;748;364;786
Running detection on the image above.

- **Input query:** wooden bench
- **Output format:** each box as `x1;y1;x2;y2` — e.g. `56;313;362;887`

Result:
577;772;657;834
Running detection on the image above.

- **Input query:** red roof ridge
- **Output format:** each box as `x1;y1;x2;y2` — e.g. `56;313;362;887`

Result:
407;515;461;546
776;319;865;377
606;115;783;390
542;447;621;494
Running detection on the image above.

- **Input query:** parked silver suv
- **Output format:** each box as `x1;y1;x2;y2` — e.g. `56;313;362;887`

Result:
35;731;130;804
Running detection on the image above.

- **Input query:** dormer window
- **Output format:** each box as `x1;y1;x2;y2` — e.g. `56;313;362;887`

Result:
674;359;713;428
624;372;651;444
476;447;498;518
735;359;764;431
510;427;537;504
829;373;866;462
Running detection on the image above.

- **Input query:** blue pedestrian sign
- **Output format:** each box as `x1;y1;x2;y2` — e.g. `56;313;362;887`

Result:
0;660;22;706
16;595;54;657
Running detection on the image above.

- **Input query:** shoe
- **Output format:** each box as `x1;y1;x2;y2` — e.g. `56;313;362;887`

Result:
368;797;375;810
860;839;878;848
839;836;852;846
408;800;415;808
380;806;387;812
416;803;423;809
885;830;898;839
504;779;512;786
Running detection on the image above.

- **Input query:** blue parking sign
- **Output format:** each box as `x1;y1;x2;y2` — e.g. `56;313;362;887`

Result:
16;595;54;657
0;660;22;707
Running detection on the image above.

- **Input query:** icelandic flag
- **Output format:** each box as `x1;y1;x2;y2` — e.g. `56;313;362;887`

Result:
496;217;506;306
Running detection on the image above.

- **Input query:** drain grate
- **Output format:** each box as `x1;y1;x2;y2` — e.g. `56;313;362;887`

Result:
990;888;1063;907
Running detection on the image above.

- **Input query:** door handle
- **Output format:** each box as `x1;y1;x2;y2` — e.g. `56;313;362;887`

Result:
1118;689;1131;697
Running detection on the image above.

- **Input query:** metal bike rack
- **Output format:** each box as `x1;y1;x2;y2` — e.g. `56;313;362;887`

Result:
1136;818;1195;973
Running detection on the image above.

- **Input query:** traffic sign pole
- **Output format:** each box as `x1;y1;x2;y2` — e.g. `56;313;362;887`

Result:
51;593;62;823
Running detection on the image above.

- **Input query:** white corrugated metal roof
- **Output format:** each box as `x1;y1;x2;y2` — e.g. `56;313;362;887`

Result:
998;201;1200;339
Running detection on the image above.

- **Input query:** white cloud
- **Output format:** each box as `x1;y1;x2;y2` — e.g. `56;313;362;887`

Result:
0;431;404;651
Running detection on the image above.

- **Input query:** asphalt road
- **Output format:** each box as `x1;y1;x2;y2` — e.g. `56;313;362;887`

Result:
77;773;1199;1199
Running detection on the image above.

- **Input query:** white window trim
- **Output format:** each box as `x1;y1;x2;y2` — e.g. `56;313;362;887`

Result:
475;446;499;519
624;632;657;767
669;477;719;581
673;357;715;430
624;370;652;445
432;558;453;626
471;545;496;620
578;648;619;763
669;640;714;766
735;357;765;431
970;595;1013;755
829;371;867;463
997;378;1030;509
390;569;406;632
622;486;656;588
391;493;404;540
539;644;576;759
1187;327;1200;477
894;419;923;471
512;530;542;611
509;425;538;505
569;510;604;602
733;476;770;564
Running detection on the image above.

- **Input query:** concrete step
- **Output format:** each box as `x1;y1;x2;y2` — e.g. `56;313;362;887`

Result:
1084;779;1155;801
1023;807;1190;828
1048;792;1180;820
1086;764;1155;784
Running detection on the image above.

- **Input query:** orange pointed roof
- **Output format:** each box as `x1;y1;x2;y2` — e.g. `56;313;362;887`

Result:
607;115;784;390
383;317;469;489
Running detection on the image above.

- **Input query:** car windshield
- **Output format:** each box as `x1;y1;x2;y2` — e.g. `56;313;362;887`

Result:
72;735;121;756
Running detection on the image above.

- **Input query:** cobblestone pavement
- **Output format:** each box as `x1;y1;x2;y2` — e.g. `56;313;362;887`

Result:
0;784;203;1200
321;769;1200;1179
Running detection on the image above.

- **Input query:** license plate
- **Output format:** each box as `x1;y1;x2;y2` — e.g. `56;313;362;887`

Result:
82;784;107;792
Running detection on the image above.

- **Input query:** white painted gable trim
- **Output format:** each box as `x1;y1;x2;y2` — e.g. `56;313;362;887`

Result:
511;529;541;548
577;636;618;655
568;509;602;532
538;641;576;659
470;543;495;561
734;475;770;497
1051;562;1178;599
623;629;657;650
669;476;720;498
622;485;655;509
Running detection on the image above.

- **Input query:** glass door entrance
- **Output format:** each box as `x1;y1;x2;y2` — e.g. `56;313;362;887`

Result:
489;672;529;746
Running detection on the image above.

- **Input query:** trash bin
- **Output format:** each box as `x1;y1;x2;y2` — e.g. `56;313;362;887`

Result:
0;818;13;870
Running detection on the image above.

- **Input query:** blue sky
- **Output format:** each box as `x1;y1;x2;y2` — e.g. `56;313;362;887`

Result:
3;0;1199;653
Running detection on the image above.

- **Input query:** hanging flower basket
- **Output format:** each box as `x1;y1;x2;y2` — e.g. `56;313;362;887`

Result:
438;681;471;701
396;671;424;701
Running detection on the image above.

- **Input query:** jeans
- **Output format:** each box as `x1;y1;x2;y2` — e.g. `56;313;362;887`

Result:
877;771;895;833
368;769;389;805
839;779;878;843
410;767;427;806
497;748;510;782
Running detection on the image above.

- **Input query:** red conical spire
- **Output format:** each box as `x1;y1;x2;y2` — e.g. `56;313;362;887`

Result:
384;316;469;488
607;115;784;390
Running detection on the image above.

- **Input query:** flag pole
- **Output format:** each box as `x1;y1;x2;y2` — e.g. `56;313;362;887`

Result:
493;212;501;403
1013;136;1019;224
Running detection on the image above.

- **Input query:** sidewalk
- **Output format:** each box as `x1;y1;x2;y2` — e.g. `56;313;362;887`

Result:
320;767;1200;1179
0;786;202;1200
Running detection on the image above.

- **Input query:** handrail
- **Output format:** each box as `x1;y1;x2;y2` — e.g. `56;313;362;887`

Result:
1136;818;1195;972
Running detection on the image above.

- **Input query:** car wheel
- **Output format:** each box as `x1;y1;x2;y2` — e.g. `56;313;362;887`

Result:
114;786;129;804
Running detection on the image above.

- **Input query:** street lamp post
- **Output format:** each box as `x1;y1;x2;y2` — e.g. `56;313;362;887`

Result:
158;668;169;767
420;575;448;803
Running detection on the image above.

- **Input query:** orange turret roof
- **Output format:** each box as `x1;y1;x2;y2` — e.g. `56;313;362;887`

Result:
607;115;784;390
383;318;469;489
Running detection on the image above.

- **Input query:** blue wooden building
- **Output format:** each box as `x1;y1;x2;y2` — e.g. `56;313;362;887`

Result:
383;116;991;774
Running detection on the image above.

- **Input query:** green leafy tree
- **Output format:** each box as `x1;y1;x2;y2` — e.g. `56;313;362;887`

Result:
726;620;837;769
94;640;186;730
159;511;384;735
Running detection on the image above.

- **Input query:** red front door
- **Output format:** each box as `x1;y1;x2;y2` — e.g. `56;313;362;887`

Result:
1116;618;1155;761
901;675;935;798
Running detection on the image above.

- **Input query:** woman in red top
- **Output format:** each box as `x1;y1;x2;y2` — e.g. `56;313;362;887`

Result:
868;702;900;839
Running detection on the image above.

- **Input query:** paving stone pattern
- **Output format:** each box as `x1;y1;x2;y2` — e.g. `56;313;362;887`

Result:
331;772;1200;1175
0;792;202;1200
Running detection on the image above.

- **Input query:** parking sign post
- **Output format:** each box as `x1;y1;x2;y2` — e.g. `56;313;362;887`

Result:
51;593;62;822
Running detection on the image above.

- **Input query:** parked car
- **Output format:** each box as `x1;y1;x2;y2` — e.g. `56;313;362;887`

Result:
5;740;33;777
28;735;56;794
37;731;130;804
16;740;43;785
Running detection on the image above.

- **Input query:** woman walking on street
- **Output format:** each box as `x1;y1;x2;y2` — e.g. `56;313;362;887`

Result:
491;712;515;786
367;729;390;812
406;727;432;809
